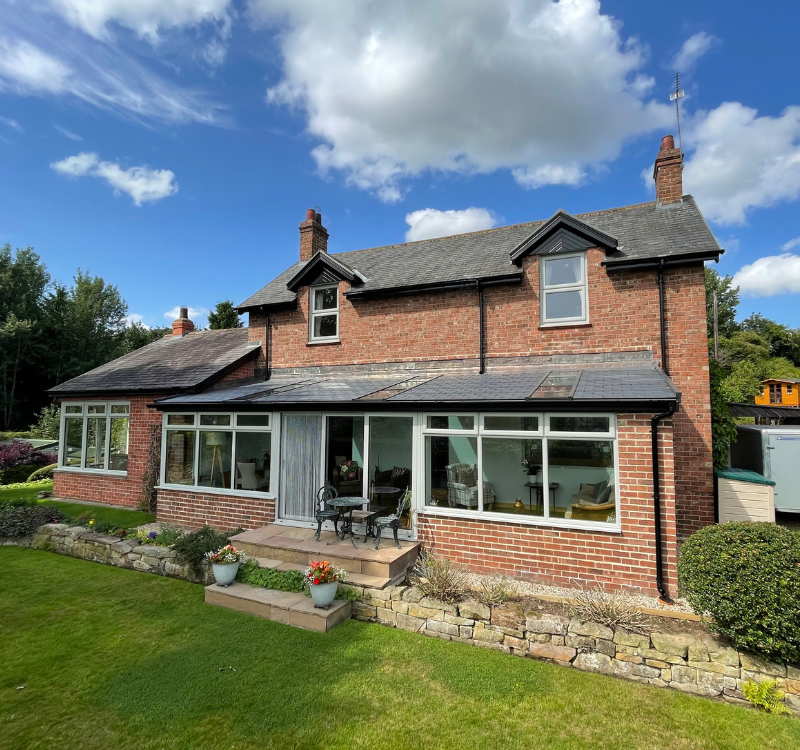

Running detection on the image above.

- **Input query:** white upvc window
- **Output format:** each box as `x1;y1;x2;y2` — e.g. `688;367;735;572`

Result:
161;412;276;497
58;401;130;474
540;252;588;325
309;284;339;343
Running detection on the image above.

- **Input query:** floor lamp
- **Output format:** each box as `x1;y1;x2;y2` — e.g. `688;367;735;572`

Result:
207;432;226;487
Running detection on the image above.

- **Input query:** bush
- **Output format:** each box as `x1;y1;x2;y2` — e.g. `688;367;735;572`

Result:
27;464;56;482
236;559;305;592
568;584;651;634
0;443;57;484
409;551;469;604
678;522;800;662
473;576;516;607
172;525;242;577
0;505;63;536
29;405;61;440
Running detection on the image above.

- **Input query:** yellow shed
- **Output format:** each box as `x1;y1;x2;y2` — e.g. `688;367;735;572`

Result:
715;468;776;524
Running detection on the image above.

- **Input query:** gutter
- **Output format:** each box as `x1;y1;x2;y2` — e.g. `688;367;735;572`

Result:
601;250;722;271
651;405;676;604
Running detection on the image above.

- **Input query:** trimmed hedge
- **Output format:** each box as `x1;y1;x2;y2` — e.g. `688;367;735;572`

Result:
678;522;800;663
0;505;64;537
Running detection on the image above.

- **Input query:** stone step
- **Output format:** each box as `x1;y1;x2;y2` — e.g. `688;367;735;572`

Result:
204;582;351;632
253;557;393;589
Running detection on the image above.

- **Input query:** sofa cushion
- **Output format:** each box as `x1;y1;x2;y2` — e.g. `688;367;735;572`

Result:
579;483;596;496
592;479;608;499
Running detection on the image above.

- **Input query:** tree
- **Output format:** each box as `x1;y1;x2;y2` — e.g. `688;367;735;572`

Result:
741;313;800;366
117;323;170;356
705;267;740;340
208;300;242;330
29;404;61;439
710;359;738;469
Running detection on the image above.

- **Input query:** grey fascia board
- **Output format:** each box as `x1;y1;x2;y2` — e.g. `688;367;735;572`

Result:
286;253;357;291
510;211;619;264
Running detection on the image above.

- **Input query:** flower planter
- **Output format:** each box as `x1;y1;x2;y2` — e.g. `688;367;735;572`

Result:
309;581;338;609
212;562;240;587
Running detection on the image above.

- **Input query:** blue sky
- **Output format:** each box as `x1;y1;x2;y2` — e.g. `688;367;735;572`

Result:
1;0;799;329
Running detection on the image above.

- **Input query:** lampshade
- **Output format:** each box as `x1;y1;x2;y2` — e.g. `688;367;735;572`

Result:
206;432;227;446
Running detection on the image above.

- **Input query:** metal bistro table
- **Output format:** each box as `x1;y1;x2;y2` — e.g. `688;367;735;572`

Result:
328;497;369;548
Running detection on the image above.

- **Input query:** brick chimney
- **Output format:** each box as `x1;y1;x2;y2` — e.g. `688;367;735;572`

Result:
653;134;683;205
171;306;195;337
299;208;328;262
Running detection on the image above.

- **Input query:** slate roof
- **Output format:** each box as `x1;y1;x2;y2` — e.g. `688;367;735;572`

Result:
49;329;261;395
238;196;721;310
156;364;679;410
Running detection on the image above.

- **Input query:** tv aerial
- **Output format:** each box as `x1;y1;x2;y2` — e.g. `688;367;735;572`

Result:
669;72;685;149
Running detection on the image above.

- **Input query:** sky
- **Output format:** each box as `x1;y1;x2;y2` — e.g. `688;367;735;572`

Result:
0;0;799;329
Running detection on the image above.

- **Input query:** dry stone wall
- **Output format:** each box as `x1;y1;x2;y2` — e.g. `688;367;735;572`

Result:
348;584;800;716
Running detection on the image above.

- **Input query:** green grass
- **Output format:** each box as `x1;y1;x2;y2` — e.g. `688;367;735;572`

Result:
1;548;798;750
0;481;156;528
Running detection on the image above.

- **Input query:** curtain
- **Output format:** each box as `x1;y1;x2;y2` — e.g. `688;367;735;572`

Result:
279;414;322;521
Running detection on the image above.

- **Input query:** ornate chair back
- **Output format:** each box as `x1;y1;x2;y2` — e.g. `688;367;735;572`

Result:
317;483;338;512
394;489;412;519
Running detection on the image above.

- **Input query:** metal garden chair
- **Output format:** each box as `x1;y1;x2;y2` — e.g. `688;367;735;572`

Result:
315;483;340;542
374;490;412;550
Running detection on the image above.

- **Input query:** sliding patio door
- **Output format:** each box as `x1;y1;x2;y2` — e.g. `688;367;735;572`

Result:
279;414;322;522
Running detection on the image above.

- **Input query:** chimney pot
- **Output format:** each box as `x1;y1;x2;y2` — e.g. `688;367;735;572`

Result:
299;207;329;261
171;306;195;337
660;134;675;152
653;134;683;205
306;208;316;221
179;306;188;319
315;212;322;224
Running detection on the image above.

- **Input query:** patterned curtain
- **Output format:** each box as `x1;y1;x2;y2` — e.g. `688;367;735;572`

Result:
279;414;322;521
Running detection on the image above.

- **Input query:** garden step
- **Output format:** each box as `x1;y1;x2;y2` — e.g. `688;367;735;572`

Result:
265;560;392;589
204;582;351;632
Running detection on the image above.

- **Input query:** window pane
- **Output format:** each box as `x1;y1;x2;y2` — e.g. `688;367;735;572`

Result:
198;431;233;488
237;414;270;427
166;430;195;485
425;435;479;511
326;416;365;497
370;417;413;528
168;414;194;426
483;416;539;432
109;417;129;472
482;438;544;517
234;432;272;492
87;404;106;414
547;439;616;524
200;414;231;426
549;416;610;433
84;417;106;469
63;418;83;466
65;404;82;414
314;287;337;310
313;314;338;338
545;290;583;320
426;416;475;430
544;256;582;286
111;404;129;414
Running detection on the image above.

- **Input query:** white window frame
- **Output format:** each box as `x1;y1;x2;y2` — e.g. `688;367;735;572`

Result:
419;411;620;533
309;283;339;343
160;411;278;499
539;252;589;326
57;400;130;475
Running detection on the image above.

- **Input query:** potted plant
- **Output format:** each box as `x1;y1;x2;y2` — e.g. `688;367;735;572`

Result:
304;560;347;609
205;545;247;587
522;454;541;482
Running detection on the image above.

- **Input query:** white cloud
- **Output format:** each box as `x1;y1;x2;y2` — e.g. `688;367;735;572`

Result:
51;152;178;205
405;207;497;242
252;0;671;201
53;123;82;140
0;115;22;131
683;103;800;225
671;32;718;72
123;313;148;327
733;253;800;298
46;0;233;43
164;306;210;326
0;38;72;94
781;237;800;252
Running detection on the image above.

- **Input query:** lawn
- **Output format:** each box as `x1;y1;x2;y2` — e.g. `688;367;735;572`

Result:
1;548;798;750
0;481;155;528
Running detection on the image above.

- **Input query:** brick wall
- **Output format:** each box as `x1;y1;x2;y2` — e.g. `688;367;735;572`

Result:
156;489;275;530
417;413;677;596
53;394;162;508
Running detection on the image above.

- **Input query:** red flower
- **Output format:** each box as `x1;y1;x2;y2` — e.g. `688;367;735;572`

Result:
314;578;320;585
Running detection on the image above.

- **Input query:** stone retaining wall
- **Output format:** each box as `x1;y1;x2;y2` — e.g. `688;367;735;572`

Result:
5;523;213;584
347;584;800;716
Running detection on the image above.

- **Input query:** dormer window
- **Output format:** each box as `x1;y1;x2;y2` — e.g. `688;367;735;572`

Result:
540;252;588;326
309;283;339;343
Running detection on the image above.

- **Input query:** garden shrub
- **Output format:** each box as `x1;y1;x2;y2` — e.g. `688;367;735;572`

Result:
27;463;56;482
236;559;305;592
173;525;242;576
743;679;791;715
678;522;800;662
0;505;63;536
0;443;57;485
409;551;469;604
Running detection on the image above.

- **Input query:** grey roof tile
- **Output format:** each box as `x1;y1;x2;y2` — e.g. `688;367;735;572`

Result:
49;328;260;394
238;196;720;309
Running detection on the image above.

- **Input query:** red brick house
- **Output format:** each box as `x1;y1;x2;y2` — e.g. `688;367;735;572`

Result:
50;135;720;599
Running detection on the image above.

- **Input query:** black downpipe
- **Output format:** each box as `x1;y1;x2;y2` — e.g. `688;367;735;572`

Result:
651;407;675;604
477;280;486;374
265;312;271;381
657;260;669;376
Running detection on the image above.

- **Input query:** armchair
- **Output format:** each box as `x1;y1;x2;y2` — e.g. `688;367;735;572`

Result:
445;463;494;510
